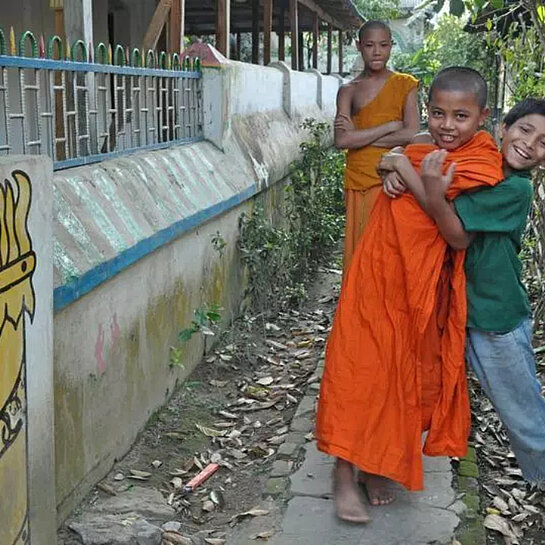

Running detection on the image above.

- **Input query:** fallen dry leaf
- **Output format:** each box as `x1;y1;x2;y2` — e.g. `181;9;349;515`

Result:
170;477;183;489
170;468;189;477
267;434;287;445
96;483;117;496
483;514;519;543
265;322;280;332
251;529;276;540
129;469;151;478
218;410;238;420
195;424;227;438
165;432;185;440
493;496;510;513
210;489;225;508
210;380;229;387
265;340;287;350
230;507;270;525
202;500;215;512
163;531;192;545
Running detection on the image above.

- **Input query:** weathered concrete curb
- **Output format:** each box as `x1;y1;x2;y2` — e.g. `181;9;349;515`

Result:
455;444;486;545
263;353;324;501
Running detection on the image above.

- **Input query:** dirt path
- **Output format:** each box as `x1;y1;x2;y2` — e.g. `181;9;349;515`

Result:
58;255;343;545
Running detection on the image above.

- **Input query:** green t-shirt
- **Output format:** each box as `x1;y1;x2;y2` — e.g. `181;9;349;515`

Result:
453;172;533;333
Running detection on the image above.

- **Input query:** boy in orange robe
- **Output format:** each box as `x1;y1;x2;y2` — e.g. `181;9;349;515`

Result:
316;67;503;523
334;20;419;273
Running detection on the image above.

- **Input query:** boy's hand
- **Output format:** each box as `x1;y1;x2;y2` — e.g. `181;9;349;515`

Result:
421;150;456;203
334;114;355;132
382;171;406;198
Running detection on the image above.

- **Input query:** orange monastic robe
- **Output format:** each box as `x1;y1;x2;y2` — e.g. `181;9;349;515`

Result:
317;131;503;490
343;72;419;272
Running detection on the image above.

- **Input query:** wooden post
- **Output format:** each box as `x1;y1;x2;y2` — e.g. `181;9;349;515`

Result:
54;8;65;40
169;0;185;53
216;0;230;58
298;31;304;71
252;0;259;64
264;0;273;65
289;0;298;70
312;12;318;69
326;23;332;74
278;0;286;61
236;32;242;60
143;0;173;51
338;29;343;74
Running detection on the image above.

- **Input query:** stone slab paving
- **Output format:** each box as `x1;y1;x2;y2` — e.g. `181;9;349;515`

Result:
269;443;462;545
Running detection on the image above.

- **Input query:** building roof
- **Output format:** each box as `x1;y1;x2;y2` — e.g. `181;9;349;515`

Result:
184;0;364;35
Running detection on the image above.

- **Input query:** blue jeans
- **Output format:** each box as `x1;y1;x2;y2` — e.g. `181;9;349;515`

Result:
466;318;545;487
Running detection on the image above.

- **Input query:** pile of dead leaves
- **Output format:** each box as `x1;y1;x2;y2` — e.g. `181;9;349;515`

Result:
158;309;329;523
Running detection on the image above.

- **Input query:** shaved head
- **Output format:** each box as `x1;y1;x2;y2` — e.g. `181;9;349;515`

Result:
429;66;488;109
358;20;392;42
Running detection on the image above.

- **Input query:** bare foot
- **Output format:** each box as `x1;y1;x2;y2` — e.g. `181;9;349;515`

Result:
333;459;371;523
358;472;396;506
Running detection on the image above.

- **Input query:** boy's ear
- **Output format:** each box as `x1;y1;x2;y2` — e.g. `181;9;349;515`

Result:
479;107;490;126
500;122;507;140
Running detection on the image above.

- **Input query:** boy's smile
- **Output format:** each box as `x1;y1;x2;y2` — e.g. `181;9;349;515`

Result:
502;113;545;173
427;89;488;151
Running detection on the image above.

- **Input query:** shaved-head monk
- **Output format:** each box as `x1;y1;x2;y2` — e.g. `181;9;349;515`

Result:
334;20;420;274
317;67;503;523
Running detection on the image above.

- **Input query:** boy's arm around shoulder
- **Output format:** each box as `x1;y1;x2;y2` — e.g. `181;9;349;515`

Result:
454;174;534;234
334;83;403;149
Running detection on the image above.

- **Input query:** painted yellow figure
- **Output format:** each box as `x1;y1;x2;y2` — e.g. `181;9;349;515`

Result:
0;171;36;545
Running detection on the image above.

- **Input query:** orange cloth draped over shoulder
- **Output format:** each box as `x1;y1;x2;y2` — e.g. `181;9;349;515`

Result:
343;72;418;272
316;131;503;491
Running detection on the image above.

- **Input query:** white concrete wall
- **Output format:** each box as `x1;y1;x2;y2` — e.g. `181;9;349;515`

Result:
322;75;342;117
290;70;320;111
229;62;284;115
51;53;341;522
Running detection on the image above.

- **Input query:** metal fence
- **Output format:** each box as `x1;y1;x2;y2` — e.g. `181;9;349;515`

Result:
0;29;203;170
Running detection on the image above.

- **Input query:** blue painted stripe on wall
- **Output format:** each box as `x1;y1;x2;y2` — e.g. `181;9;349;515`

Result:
53;183;258;312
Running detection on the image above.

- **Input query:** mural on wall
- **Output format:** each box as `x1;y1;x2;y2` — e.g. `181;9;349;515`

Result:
0;171;36;545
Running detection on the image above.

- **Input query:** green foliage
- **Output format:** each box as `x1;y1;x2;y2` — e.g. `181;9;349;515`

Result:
169;346;184;368
239;119;345;312
177;303;223;344
211;231;227;257
393;15;493;89
352;0;401;21
488;21;545;103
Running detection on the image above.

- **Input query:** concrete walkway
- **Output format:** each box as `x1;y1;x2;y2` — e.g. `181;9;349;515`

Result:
268;442;463;545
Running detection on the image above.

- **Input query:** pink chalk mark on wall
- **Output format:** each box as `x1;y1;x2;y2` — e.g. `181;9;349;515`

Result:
111;313;120;340
95;323;106;373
